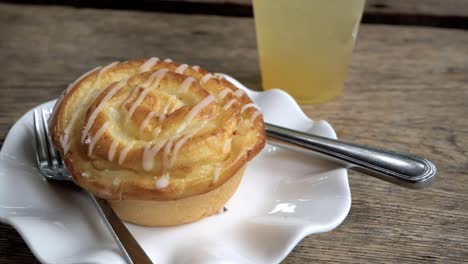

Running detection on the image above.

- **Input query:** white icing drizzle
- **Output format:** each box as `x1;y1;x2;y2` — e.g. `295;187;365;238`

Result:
214;73;224;80
155;173;170;189
213;166;222;183
167;120;209;169
178;77;195;94
218;88;233;100
234;89;244;98
174;96;214;134
140;69;164;87
163;58;173;63
108;139;119;161
140;111;157;131
65;66;101;94
222;140;231;153
152;127;162;137
112;177;122;187
167;99;178;113
159;113;166;122
241;103;261;113
184;95;215;124
87;121;110;156
162;138;176;170
128;68;169;119
87;62;119;111
138;57;159;73
168;136;189;168
122;83;142;107
60;132;71;154
118;142;134;165
143;141;166;171
192;65;200;71
81;78;128;143
200;73;214;84
159;97;174;121
223;99;237;110
60;66;103;154
60;111;80;154
175;64;189;74
96;62;118;86
150;121;209;186
231;152;245;167
249;111;261;124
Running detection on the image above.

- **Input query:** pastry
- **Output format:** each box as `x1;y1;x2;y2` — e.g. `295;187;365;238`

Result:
49;58;266;226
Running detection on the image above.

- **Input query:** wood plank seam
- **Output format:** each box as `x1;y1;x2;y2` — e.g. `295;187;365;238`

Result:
1;0;467;29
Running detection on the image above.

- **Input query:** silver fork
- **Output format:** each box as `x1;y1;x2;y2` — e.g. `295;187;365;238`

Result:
33;108;153;264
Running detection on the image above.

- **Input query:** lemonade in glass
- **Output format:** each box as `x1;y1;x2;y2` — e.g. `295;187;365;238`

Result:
253;0;366;104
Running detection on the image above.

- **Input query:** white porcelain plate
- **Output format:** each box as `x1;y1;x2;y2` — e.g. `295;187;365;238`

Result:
0;74;350;264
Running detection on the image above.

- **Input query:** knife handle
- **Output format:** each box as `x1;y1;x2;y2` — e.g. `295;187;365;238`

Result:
89;193;153;264
265;123;436;188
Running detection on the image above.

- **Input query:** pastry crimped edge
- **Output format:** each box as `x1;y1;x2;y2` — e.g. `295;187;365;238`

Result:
49;58;265;225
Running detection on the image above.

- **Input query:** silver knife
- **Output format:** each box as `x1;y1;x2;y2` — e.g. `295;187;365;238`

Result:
265;123;436;188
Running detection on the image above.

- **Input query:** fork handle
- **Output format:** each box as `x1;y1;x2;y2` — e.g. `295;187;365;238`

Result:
265;123;437;188
88;193;153;264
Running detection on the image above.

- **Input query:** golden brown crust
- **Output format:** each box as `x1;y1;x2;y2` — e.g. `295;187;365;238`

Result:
109;166;246;226
49;58;265;201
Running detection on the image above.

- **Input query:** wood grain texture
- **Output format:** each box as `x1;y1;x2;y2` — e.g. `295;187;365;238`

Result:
365;0;468;17
6;0;468;17
166;0;468;18
1;3;468;263
170;0;468;17
169;0;468;17
2;0;468;29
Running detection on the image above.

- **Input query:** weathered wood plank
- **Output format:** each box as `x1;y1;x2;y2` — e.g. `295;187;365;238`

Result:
170;0;468;17
1;3;468;264
4;0;468;17
1;0;468;29
167;0;468;19
0;225;39;264
165;0;468;18
365;0;468;17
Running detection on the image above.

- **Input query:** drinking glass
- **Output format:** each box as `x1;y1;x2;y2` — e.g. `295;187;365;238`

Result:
253;0;366;104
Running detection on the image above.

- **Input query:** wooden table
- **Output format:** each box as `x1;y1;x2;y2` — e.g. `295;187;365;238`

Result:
1;1;467;263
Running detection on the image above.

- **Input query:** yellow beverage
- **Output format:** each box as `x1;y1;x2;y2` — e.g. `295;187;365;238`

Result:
253;0;365;104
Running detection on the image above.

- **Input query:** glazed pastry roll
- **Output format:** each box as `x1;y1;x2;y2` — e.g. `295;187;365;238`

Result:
49;58;266;226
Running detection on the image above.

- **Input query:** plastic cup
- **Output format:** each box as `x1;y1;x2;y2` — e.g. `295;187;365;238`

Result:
253;0;365;104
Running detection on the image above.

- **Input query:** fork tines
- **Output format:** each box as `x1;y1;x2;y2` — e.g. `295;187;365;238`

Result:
33;108;67;179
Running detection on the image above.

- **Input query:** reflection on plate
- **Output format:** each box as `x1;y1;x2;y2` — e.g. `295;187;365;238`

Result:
0;74;350;264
